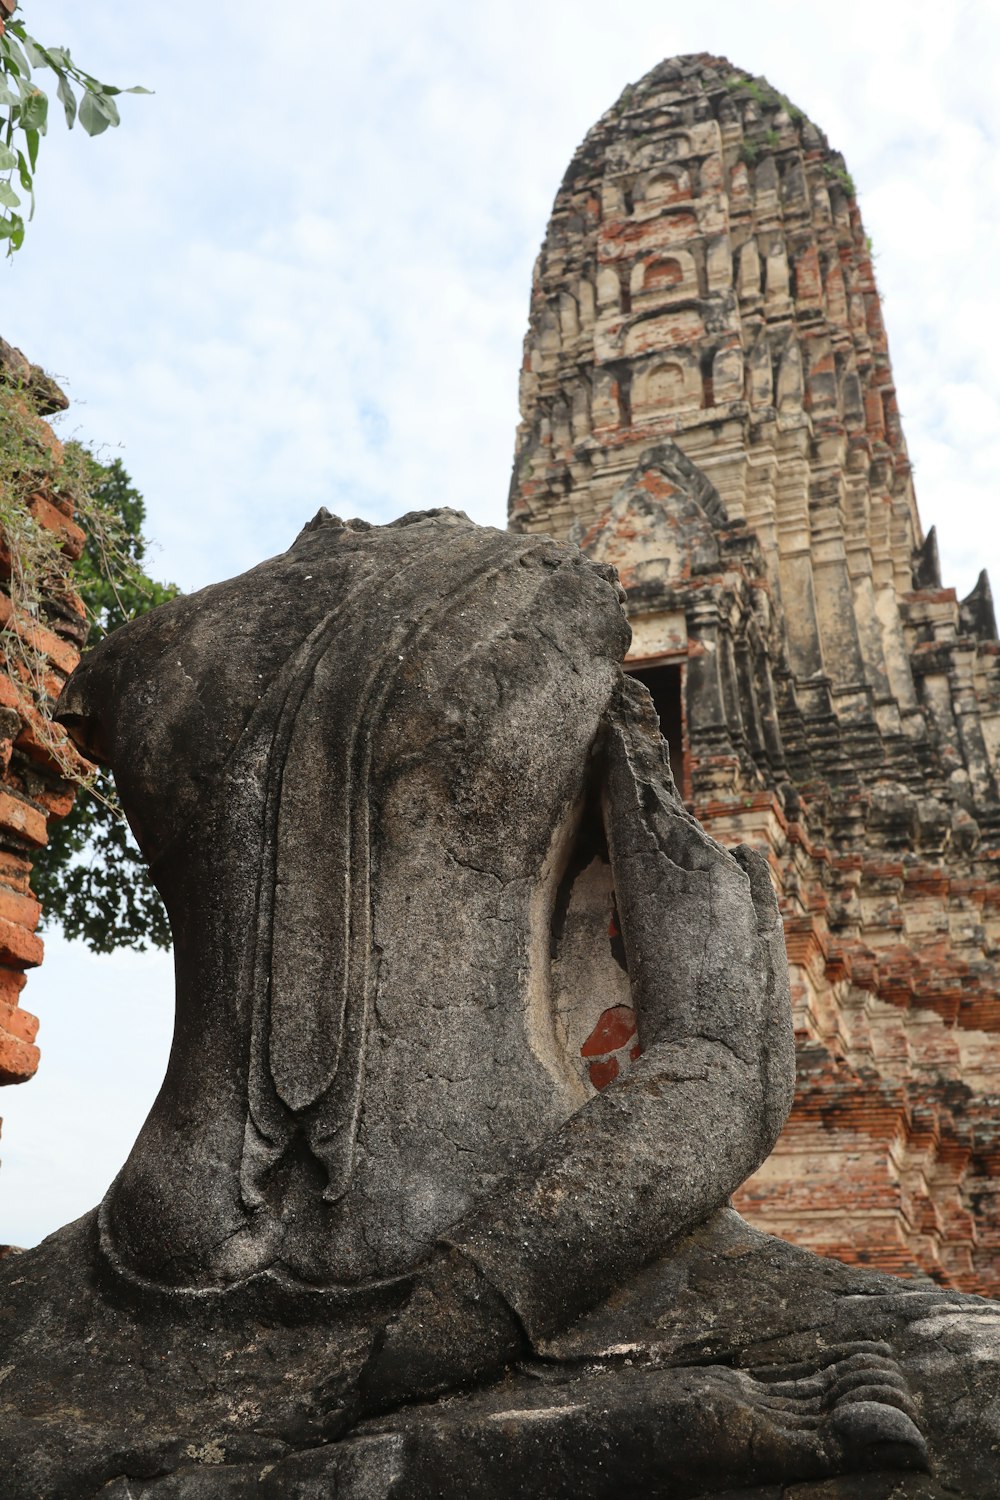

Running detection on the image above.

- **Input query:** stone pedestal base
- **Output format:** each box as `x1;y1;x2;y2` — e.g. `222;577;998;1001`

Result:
3;1209;997;1499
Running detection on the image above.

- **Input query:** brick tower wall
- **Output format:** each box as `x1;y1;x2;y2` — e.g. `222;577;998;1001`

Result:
509;54;1000;1295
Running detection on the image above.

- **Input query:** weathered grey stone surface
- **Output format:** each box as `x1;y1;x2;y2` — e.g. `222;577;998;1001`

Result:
0;511;997;1497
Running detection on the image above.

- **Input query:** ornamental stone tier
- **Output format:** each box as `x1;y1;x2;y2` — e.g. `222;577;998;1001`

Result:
509;52;1000;1296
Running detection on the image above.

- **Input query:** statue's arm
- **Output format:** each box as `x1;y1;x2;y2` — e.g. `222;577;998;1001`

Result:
360;681;795;1413
441;683;795;1339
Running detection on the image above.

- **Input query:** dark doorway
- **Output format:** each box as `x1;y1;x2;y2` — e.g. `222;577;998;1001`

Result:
628;662;686;796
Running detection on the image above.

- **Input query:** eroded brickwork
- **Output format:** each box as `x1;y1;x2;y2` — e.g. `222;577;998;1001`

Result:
0;339;88;1233
510;54;1000;1293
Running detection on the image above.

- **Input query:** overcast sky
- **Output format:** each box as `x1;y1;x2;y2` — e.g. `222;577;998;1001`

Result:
3;0;1000;1248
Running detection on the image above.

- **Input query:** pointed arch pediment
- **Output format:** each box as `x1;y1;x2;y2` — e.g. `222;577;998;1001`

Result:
580;443;727;597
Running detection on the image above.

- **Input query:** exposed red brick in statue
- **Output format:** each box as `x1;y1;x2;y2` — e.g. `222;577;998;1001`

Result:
511;54;1000;1295
580;1004;637;1056
581;1004;640;1090
0;339;88;1205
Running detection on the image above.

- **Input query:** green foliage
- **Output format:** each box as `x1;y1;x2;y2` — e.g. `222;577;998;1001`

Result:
822;161;857;198
724;74;805;127
726;74;767;106
0;6;149;256
72;454;177;632
738;141;760;167
615;83;635;114
0;389;75;669
0;369;177;952
30;454;179;953
775;91;804;125
31;765;172;952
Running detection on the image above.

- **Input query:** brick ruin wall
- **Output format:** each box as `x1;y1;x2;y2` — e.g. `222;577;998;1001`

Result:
510;53;1000;1294
0;340;87;1255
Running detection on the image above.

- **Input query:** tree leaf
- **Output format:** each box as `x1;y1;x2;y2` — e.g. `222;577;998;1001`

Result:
0;78;18;109
19;87;48;134
90;90;120;126
79;90;111;136
16;153;35;219
24;127;39;172
56;71;76;128
0;211;24;251
0;33;31;79
0;142;16;171
20;36;47;69
125;85;153;95
0;179;20;209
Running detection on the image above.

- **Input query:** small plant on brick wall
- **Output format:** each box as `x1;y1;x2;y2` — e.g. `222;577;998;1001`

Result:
723;73;805;126
0;371;177;951
0;378;91;769
822;160;857;198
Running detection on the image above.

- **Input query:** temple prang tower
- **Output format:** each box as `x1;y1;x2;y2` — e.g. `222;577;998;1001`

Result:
509;53;1000;1293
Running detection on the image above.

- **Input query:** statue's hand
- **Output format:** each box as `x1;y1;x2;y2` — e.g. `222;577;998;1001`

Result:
357;1247;528;1416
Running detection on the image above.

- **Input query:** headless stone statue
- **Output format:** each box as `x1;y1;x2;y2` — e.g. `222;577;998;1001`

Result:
1;511;997;1499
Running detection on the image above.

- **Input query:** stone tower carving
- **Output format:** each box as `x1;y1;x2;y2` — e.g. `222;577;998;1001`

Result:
509;53;1000;1293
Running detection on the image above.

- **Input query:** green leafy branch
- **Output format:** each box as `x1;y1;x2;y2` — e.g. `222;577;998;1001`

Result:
0;9;149;255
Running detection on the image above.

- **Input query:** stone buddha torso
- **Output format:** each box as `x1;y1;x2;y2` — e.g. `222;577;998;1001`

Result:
59;510;635;1289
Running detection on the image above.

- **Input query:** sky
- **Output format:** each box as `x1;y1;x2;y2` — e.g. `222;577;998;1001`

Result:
3;0;1000;1247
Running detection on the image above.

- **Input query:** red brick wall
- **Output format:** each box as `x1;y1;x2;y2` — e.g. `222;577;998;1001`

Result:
0;342;87;1165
